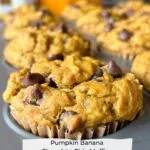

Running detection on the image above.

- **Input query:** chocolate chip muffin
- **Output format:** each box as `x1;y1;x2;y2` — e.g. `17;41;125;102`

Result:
62;0;100;22
3;57;143;139
3;4;59;40
62;0;150;60
4;29;90;69
131;51;150;92
97;1;150;60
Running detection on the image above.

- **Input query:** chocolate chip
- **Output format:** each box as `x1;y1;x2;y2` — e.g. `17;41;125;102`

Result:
48;78;57;88
27;101;39;106
58;111;78;129
101;10;111;19
59;111;78;122
126;8;134;16
29;20;45;28
22;72;45;88
104;23;114;32
121;8;134;19
93;67;103;80
108;17;115;24
119;29;132;41
40;8;52;16
54;23;68;33
121;13;128;19
107;60;122;77
25;85;42;106
32;87;43;100
48;54;64;61
46;36;53;50
141;11;148;16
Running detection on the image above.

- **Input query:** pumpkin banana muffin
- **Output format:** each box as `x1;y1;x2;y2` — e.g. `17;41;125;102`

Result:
2;4;59;40
131;51;150;92
62;0;150;60
97;1;150;60
3;58;143;139
4;28;90;69
62;0;100;23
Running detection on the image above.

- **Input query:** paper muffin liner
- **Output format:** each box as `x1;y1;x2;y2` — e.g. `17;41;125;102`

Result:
10;107;141;140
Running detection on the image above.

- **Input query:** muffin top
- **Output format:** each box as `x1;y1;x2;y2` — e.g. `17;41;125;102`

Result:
62;0;101;22
3;57;143;130
131;51;150;92
4;29;90;69
96;1;150;59
62;0;150;59
3;4;59;40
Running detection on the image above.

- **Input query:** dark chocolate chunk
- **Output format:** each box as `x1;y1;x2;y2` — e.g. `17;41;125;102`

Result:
32;87;43;100
101;10;111;19
29;20;45;28
121;8;134;19
107;60;122;77
48;54;64;61
46;36;53;50
119;29;132;41
59;111;78;122
121;13;128;19
93;67;103;80
54;23;68;33
126;8;134;16
48;78;57;88
104;23;114;32
22;72;45;87
25;85;42;106
27;101;39;106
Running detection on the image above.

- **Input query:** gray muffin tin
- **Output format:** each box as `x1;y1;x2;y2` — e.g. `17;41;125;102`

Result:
1;19;150;150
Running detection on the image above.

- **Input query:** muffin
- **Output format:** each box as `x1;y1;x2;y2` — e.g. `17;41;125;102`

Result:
4;28;90;69
62;0;150;60
131;51;150;92
61;0;100;23
97;1;150;60
3;55;143;139
2;4;59;40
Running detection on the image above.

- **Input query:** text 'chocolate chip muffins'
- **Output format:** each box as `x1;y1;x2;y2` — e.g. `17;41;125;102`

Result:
3;55;143;139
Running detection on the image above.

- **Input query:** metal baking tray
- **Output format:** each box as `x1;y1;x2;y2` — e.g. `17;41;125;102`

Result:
0;21;150;150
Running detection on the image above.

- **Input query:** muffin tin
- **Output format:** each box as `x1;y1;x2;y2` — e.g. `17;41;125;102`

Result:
1;16;150;150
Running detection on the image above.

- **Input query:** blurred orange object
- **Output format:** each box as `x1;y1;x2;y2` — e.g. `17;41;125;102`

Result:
39;0;76;15
39;0;100;15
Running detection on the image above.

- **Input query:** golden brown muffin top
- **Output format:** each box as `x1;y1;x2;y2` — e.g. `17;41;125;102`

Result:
3;57;143;131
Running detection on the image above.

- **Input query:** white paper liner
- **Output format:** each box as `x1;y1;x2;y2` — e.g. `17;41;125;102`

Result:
10;109;138;139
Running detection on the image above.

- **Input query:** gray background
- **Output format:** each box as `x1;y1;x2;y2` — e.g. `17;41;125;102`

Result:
0;21;150;150
0;23;22;150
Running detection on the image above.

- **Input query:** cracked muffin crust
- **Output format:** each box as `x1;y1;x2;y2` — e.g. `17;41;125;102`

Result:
62;0;100;22
97;1;150;60
4;30;90;69
2;4;59;40
131;51;150;92
3;58;143;139
62;0;150;60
